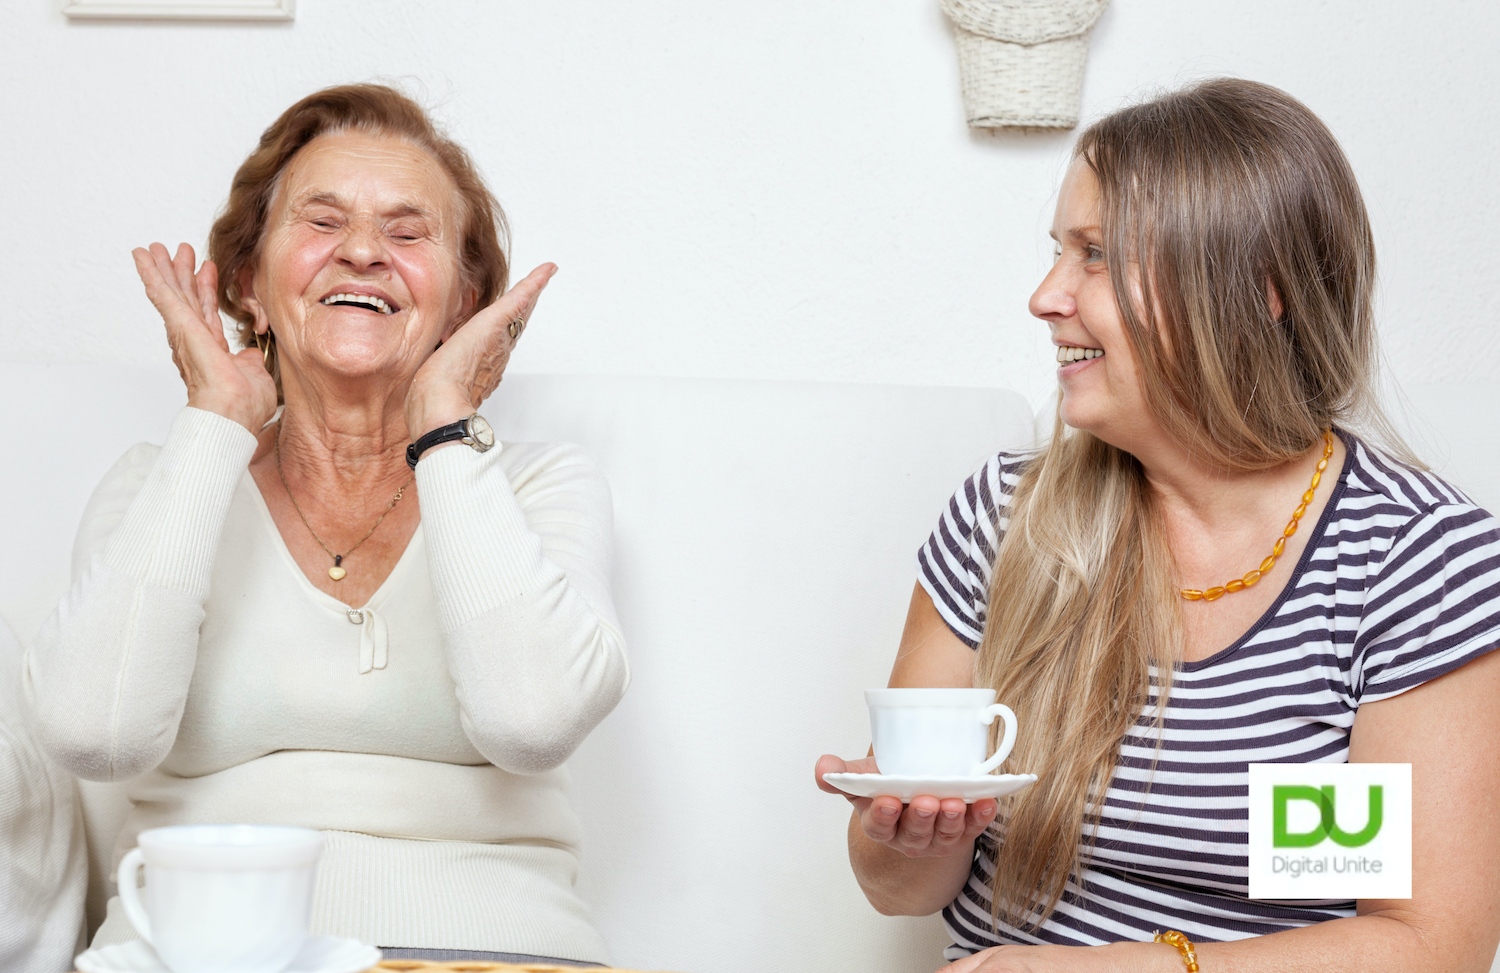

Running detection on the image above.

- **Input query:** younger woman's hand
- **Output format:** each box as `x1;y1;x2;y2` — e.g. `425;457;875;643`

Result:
936;944;1127;973
133;242;277;433
815;753;997;858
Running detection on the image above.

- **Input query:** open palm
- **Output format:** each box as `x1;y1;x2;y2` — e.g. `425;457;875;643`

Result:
133;242;277;432
405;263;556;438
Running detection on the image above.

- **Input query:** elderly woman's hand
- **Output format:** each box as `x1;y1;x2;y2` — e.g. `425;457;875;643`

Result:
133;242;278;434
404;263;557;440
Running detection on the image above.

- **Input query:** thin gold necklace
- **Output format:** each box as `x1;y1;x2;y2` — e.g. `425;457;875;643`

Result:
1181;428;1334;602
275;423;414;581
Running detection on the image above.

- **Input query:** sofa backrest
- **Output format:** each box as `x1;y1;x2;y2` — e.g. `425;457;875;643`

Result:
487;375;1035;971
0;363;1034;973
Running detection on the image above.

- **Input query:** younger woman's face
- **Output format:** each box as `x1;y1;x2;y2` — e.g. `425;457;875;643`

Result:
1029;160;1158;452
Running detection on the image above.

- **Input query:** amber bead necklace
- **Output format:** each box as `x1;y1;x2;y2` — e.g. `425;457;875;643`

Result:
1181;429;1334;602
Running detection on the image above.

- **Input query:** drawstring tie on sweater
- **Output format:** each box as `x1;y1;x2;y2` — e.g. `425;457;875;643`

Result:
345;607;389;674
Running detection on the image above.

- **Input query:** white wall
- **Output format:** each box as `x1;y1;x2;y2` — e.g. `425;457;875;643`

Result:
2;1;1498;967
2;1;1498;477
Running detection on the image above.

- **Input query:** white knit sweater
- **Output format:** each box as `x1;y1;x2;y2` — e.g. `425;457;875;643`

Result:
23;407;629;961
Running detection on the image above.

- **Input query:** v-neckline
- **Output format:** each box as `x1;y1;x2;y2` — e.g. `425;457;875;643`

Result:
1174;427;1357;673
242;470;423;614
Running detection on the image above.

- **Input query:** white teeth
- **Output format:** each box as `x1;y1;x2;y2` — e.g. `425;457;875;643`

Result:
321;293;392;314
1055;345;1103;363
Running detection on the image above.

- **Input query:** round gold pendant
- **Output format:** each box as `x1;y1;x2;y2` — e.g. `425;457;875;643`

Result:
328;565;347;581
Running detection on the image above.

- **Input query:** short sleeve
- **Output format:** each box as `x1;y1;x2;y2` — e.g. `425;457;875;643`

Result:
1352;502;1500;702
916;453;1029;649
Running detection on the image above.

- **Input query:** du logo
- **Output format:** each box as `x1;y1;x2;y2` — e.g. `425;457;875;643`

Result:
1249;764;1411;900
1272;785;1382;848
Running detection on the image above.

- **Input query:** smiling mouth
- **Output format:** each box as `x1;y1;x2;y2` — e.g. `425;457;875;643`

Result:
321;293;397;314
1056;345;1103;363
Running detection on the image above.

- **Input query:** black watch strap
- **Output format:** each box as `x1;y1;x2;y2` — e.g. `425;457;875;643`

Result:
406;419;471;469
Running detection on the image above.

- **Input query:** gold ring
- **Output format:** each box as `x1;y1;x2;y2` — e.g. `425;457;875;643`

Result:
507;320;520;339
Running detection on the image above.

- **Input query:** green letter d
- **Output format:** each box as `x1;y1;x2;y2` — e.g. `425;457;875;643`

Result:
1273;785;1327;847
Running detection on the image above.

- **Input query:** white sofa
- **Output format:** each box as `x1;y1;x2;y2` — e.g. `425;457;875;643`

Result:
7;363;1495;973
0;616;87;973
0;362;1036;973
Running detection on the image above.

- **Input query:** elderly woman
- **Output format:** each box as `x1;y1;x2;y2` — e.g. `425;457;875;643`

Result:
818;80;1500;972
24;84;628;965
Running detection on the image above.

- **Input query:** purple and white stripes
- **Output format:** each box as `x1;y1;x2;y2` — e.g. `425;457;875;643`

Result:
916;432;1500;957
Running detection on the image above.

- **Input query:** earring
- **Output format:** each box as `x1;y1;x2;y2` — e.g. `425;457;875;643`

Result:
255;330;271;368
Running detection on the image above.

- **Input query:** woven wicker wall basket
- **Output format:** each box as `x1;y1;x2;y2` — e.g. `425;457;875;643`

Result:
939;0;1111;129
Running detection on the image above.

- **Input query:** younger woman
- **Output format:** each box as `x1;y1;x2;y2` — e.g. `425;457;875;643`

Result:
818;79;1500;972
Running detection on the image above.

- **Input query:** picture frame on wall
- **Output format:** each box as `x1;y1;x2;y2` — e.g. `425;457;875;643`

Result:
62;0;293;20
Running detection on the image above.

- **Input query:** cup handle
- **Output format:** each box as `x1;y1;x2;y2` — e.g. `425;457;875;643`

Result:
116;848;153;946
973;703;1018;775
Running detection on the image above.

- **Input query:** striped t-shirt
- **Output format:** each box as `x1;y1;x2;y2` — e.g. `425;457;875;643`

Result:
916;431;1500;956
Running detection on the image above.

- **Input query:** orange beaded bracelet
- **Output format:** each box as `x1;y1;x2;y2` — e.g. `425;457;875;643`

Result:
1153;930;1201;972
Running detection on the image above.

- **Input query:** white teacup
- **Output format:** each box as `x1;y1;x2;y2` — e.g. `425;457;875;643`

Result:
116;824;324;973
867;687;1018;778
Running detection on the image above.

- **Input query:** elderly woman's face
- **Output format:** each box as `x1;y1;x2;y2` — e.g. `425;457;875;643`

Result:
243;131;470;394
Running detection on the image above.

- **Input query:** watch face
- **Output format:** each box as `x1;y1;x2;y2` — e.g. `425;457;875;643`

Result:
468;414;496;449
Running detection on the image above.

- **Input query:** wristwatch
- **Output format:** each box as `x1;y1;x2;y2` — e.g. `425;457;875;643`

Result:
406;413;496;468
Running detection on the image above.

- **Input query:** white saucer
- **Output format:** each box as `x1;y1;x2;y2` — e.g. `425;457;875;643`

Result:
75;934;381;973
823;772;1038;803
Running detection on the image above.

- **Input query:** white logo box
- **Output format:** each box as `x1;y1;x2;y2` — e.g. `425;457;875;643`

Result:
1248;763;1411;900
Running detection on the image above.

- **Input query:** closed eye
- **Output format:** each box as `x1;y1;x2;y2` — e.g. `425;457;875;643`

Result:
386;223;429;243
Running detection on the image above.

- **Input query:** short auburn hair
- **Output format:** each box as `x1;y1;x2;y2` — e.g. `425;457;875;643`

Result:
209;83;510;389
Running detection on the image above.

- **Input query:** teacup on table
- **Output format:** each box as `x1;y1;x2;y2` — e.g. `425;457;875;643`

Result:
116;824;324;973
866;687;1018;778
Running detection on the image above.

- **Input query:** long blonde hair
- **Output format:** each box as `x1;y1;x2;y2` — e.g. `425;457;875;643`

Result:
976;79;1397;929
